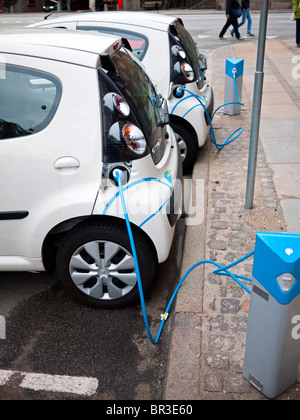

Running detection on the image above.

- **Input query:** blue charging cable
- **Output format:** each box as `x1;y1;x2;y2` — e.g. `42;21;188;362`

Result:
171;73;244;151
114;169;253;345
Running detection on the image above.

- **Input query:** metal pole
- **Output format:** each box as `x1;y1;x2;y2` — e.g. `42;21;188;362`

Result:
245;0;269;209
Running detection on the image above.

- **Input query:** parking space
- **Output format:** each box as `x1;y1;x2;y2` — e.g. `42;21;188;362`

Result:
0;217;186;399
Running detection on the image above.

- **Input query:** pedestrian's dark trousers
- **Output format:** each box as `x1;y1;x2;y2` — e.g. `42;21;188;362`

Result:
297;18;300;44
219;14;240;39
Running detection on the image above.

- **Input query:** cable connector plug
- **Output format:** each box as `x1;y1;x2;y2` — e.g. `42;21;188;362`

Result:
160;312;169;321
113;168;125;183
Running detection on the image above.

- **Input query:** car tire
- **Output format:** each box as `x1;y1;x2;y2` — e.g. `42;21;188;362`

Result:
56;219;157;308
171;121;198;175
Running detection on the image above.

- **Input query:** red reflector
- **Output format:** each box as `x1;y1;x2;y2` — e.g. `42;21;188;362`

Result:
113;40;122;51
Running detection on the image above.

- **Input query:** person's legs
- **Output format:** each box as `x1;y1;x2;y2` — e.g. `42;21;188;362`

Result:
296;18;300;46
232;16;241;39
231;8;246;36
239;8;247;29
246;8;253;35
219;17;232;38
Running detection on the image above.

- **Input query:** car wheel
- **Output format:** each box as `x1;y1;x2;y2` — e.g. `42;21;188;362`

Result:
171;121;198;175
56;219;157;308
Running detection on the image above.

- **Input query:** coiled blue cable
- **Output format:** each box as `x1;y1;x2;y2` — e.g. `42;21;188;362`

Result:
114;169;253;345
171;74;244;151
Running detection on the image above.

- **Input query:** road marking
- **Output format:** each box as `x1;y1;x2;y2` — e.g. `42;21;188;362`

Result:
0;369;98;396
266;36;279;39
0;370;14;385
198;35;211;39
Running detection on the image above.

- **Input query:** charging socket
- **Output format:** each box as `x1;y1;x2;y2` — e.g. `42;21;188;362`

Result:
109;164;130;186
173;84;185;99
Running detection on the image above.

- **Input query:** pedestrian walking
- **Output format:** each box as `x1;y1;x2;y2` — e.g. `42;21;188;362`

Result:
219;0;243;40
231;0;254;38
294;0;300;47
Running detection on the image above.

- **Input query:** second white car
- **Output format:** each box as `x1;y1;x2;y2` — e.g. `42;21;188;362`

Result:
30;11;214;173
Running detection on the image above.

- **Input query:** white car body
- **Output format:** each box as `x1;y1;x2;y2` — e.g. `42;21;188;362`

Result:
0;28;181;307
29;12;214;172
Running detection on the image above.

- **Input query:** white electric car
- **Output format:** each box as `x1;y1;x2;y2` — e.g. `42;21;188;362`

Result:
0;28;182;308
30;12;214;173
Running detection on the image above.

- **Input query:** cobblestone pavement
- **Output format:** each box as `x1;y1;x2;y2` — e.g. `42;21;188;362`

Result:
165;39;300;400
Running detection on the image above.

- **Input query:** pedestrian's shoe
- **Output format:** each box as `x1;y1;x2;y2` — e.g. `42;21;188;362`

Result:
237;37;244;40
297;43;300;48
247;33;255;37
231;31;234;37
219;36;225;40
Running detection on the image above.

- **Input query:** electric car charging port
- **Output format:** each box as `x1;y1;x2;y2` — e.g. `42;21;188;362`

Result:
173;84;185;99
109;164;131;186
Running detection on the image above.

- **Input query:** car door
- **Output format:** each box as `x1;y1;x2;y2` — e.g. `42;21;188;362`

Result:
0;57;63;257
0;54;101;269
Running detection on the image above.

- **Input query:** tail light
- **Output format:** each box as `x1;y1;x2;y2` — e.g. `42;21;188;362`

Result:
102;91;148;162
112;94;130;117
171;45;186;60
174;61;195;83
180;62;195;82
122;123;147;155
108;121;147;157
103;92;130;117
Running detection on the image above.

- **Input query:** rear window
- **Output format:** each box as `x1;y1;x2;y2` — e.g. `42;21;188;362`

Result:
171;21;203;88
77;25;149;61
99;48;166;164
0;64;61;140
111;49;165;158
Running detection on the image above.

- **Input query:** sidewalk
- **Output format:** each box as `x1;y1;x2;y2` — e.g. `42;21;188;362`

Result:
164;37;300;400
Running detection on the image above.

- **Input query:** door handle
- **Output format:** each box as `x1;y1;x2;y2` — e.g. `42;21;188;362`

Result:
54;157;80;174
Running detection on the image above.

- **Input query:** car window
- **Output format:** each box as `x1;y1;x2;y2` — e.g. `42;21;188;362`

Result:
77;25;149;61
171;21;203;88
99;48;166;164
0;64;62;140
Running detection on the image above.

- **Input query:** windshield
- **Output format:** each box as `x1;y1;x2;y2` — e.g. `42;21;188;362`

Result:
109;48;167;164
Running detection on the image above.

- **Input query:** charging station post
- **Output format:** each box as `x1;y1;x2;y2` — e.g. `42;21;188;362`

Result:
224;58;244;116
243;232;300;398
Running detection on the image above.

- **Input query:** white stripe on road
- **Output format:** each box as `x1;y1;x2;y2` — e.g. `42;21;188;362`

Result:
0;370;14;385
0;369;98;396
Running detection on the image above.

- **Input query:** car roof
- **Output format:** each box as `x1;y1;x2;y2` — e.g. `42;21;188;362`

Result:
29;11;179;32
0;27;123;68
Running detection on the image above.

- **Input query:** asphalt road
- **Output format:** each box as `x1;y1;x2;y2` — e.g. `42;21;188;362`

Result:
0;219;186;400
180;12;294;54
0;10;293;401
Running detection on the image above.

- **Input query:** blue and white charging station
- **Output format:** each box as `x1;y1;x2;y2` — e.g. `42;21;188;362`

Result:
114;168;300;397
243;232;300;398
224;58;244;116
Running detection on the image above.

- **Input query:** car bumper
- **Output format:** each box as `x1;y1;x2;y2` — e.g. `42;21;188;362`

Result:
168;82;214;147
